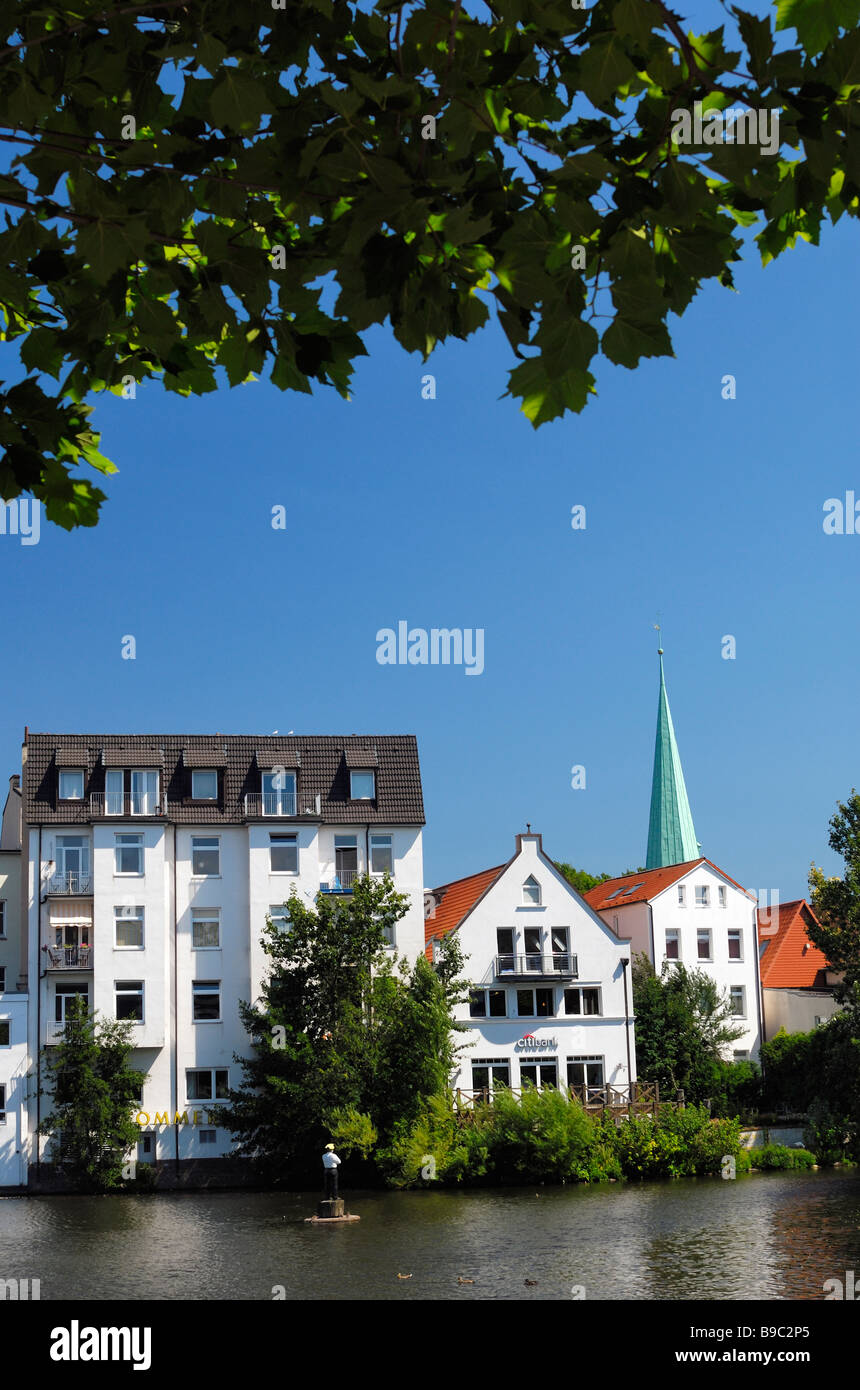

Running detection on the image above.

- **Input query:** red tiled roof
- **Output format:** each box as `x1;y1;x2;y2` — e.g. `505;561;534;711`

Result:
424;864;506;959
757;899;832;989
583;858;754;911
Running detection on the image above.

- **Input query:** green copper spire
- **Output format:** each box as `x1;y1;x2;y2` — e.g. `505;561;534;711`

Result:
646;649;699;869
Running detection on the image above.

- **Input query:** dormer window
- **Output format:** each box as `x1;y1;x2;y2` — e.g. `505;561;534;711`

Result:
350;770;375;800
58;770;84;801
191;770;218;801
523;875;541;906
262;771;296;816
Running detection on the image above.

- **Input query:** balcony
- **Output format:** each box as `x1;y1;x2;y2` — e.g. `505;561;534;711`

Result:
494;953;578;980
244;792;297;817
89;793;165;818
319;869;358;894
44;946;93;970
45;872;93;896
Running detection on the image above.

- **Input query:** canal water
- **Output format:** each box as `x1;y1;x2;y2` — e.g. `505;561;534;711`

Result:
2;1169;858;1300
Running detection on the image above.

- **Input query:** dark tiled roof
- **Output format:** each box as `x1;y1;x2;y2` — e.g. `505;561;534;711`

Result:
344;746;378;767
23;734;424;826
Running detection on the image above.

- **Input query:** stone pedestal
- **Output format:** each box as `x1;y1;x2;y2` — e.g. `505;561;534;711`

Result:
318;1198;344;1219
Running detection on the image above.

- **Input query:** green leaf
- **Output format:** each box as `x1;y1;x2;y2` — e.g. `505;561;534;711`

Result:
211;69;269;133
507;356;596;425
775;0;860;55
577;35;638;107
602;315;673;368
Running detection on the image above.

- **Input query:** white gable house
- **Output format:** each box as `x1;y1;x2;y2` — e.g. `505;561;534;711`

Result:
426;832;636;1101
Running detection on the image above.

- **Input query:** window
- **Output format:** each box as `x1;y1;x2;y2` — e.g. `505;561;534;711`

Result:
334;835;358;888
114;906;144;949
54;921;89;951
665;929;680;960
517;987;554;1018
718;885;727;908
567;1056;605;1088
349;770;375;800
728;928;742;961
55;983;88;1023
496;928;514;973
563;987;600;1016
269;904;291;932
140;1133;153;1156
59;769;84;801
115;980;143;1021
729;986;746;1018
370;834;393;874
262;771;296;816
0;1084;5;1124
468;989;507;1018
0;901;5;937
523;927;542;969
695;885;710;907
0;1020;9;1046
269;833;298;873
697;929;712;961
733;1050;749;1060
200;1130;217;1145
192;770;218;800
522;875;541;905
193;980;221;1021
0;967;5;993
191;837;220;876
105;769;124;816
814;1016;823;1027
55;836;90;877
472;1058;510;1094
520;1060;557;1089
130;770;159;816
186;1068;229;1100
677;885;686;907
551;928;570;970
192;910;220;949
115;833;143;875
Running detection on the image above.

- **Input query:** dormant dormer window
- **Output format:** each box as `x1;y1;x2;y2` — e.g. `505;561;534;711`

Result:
350;770;375;800
58;770;84;801
191;770;218;801
522;875;541;906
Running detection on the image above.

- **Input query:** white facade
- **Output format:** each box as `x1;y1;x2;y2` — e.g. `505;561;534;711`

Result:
0;994;28;1187
762;988;840;1041
24;737;426;1172
437;834;636;1099
593;861;763;1060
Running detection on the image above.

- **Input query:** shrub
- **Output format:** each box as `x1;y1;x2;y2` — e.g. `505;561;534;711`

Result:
803;1101;850;1165
749;1144;816;1171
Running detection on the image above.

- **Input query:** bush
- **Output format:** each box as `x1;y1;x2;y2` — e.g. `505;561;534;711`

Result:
803;1101;850;1165
613;1106;741;1179
748;1144;816;1171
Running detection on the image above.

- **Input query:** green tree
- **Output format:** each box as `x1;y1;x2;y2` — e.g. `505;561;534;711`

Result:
808;790;860;1005
221;874;465;1180
554;863;612;895
2;0;860;528
39;996;147;1191
631;953;744;1101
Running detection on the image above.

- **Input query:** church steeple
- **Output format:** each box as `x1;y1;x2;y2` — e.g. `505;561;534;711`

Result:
646;643;699;869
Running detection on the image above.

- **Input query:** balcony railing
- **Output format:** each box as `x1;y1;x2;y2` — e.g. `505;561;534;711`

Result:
44;945;93;969
244;792;298;817
494;953;578;980
89;793;164;817
319;869;358;893
45;872;93;895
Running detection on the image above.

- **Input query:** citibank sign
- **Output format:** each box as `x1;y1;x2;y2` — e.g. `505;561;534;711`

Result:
514;1033;558;1052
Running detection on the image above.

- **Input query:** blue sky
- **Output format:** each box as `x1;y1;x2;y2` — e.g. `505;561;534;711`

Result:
2;1;857;901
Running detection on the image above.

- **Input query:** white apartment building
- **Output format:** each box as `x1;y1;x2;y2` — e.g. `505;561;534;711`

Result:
22;732;425;1177
425;832;636;1100
1;774;27;1188
585;859;763;1060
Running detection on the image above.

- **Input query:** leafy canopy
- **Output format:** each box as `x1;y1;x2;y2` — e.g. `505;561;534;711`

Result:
2;0;860;526
631;952;744;1099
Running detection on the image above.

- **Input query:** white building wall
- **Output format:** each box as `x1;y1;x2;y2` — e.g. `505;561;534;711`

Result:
600;864;762;1060
0;994;28;1187
450;836;635;1096
762;988;840;1041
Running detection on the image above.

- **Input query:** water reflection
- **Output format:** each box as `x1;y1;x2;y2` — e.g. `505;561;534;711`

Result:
1;1170;858;1300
